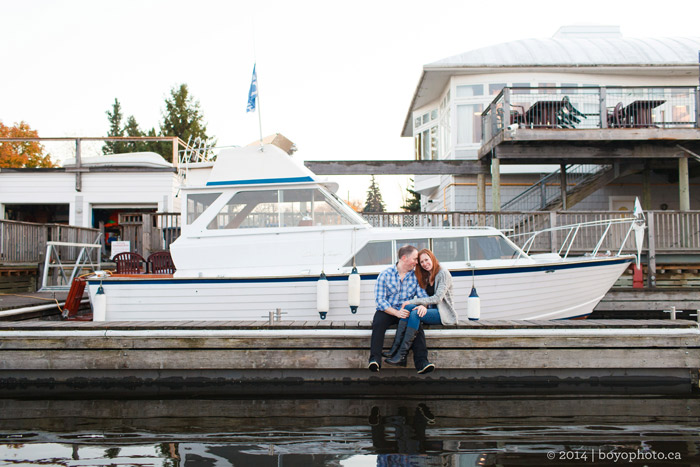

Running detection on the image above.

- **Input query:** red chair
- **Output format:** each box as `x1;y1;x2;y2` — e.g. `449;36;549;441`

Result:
148;251;176;274
113;252;147;274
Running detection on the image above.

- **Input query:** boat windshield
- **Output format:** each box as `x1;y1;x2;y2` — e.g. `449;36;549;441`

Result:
468;235;522;260
207;188;363;229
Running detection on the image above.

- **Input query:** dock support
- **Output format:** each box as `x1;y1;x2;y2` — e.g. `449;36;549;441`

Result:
642;164;652;210
679;156;690;212
477;174;486;212
491;157;500;212
559;164;567;210
647;212;657;288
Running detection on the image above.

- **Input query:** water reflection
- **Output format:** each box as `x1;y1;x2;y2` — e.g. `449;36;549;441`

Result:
0;395;699;465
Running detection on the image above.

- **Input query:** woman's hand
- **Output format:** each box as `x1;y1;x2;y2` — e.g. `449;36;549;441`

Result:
416;305;427;317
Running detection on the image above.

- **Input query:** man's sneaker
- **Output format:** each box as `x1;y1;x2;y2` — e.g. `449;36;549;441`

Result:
417;362;435;374
368;360;380;372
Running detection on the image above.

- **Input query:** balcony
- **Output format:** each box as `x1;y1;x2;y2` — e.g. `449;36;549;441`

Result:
479;86;700;163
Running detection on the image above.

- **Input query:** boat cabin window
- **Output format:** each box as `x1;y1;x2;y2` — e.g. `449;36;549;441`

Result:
468;235;521;260
344;241;393;267
207;188;357;230
187;193;222;224
433;237;467;262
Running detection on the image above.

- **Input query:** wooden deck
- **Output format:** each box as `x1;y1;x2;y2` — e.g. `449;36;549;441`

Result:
1;319;698;395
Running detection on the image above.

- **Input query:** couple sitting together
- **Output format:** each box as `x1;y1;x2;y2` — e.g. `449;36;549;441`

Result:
368;244;456;374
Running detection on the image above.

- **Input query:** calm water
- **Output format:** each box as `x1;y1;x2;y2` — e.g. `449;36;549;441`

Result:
1;393;699;466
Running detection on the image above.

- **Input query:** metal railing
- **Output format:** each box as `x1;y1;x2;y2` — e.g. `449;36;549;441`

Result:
482;86;700;141
501;164;611;212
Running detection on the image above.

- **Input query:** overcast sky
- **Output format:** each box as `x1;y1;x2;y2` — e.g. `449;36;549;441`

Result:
2;0;699;209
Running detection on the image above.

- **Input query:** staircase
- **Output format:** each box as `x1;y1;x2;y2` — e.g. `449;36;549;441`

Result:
501;163;640;212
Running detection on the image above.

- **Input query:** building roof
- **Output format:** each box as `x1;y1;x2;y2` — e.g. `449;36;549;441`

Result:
430;27;700;68
402;26;700;136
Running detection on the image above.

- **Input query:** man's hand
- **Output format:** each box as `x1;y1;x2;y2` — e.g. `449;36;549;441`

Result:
386;307;409;319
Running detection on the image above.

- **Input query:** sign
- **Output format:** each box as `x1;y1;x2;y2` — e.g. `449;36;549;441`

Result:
110;241;131;259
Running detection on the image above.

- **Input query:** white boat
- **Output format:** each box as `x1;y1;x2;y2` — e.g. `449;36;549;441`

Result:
86;143;643;321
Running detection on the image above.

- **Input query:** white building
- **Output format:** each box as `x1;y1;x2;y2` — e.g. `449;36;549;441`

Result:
403;26;700;212
0;152;179;233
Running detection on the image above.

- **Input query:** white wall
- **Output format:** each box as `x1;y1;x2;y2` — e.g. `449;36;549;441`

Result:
0;170;180;227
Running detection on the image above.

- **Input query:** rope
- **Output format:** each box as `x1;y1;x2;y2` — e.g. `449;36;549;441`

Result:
0;292;63;312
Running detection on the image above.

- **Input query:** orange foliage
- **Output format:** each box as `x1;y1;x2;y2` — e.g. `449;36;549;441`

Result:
0;121;55;168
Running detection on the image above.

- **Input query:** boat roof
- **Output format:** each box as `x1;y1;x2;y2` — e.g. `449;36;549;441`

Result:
204;144;323;188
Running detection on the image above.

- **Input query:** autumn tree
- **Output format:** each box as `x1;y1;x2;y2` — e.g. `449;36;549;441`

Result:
364;176;386;213
0;120;55;168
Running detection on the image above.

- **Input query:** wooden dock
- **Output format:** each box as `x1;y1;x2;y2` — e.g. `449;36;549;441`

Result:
0;319;698;395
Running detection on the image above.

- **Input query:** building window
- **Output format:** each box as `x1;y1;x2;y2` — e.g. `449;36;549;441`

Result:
512;83;530;95
456;85;484;98
456;104;483;145
489;83;506;96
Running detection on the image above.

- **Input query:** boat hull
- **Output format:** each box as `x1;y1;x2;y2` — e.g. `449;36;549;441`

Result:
86;257;632;321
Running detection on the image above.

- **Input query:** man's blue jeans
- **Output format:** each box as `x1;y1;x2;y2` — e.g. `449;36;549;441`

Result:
403;304;441;329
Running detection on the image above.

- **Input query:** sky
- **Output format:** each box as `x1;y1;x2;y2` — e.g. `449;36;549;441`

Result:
2;0;700;210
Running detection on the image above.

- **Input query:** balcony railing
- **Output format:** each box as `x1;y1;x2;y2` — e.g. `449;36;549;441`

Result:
482;86;700;142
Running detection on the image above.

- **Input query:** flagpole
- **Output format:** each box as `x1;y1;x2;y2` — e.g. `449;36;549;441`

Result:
256;66;263;148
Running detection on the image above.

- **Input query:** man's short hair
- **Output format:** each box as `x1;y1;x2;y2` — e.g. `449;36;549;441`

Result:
397;244;417;261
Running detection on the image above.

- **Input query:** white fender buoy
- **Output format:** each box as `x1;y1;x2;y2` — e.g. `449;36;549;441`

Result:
467;286;480;321
317;272;330;319
348;266;361;314
93;285;107;322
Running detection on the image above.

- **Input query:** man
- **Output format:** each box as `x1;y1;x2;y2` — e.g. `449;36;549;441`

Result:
368;244;435;374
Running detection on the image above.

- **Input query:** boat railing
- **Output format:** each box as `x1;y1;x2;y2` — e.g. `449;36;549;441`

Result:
514;215;644;259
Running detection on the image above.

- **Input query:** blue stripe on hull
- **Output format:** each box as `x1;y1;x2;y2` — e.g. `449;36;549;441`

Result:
206;176;314;186
87;257;632;286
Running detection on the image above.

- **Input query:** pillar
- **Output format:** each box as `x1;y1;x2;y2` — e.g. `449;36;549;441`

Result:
491;158;501;212
477;174;486;212
642;164;652;210
679;157;690;211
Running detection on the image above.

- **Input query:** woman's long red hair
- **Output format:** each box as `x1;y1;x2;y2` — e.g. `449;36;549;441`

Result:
415;249;440;291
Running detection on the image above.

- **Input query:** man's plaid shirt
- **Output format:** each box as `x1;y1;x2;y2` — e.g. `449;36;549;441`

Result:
374;265;428;311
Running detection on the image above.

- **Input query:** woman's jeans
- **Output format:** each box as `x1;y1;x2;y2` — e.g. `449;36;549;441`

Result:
403;304;441;329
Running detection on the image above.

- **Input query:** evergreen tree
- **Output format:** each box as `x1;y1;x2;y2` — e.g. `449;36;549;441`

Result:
103;98;128;154
159;84;211;161
364;176;386;213
123;115;148;153
401;178;421;212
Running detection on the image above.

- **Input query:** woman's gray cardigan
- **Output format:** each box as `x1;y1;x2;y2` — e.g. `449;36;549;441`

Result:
405;267;457;325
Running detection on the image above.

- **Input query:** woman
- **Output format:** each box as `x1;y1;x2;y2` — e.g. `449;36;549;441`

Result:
384;248;457;366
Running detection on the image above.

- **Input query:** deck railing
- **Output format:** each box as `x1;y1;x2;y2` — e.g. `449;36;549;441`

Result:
482;86;700;142
0;220;100;263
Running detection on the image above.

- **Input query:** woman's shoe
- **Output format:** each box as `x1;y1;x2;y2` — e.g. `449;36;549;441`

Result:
384;327;418;365
382;320;407;358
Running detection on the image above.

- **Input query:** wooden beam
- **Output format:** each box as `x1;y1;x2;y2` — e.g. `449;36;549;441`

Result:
304;160;490;175
492;143;691;162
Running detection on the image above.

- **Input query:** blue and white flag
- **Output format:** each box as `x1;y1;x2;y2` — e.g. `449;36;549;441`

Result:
246;64;257;113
